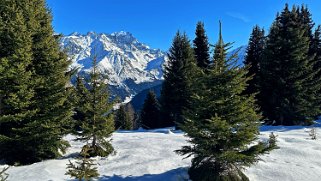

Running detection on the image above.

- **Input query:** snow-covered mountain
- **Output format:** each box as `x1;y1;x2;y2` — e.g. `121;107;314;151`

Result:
227;45;247;66
60;31;167;99
60;31;247;100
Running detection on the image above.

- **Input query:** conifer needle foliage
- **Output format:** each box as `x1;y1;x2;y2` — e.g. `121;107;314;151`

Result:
177;22;269;181
74;56;115;157
66;147;99;181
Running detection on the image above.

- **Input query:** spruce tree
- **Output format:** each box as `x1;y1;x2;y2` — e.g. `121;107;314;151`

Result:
125;103;136;129
177;22;266;181
212;21;229;73
73;75;90;131
75;56;115;157
311;26;321;113
243;25;265;97
160;32;196;127
66;146;99;181
193;22;210;69
261;5;321;125
0;0;39;164
140;91;160;129
1;0;73;164
298;5;314;42
114;104;133;130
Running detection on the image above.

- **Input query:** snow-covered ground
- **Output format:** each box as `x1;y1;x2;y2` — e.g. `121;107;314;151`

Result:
1;123;321;181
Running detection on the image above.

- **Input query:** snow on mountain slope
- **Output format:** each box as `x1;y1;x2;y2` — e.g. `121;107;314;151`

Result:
60;31;167;99
61;32;247;100
227;45;247;66
2;122;321;181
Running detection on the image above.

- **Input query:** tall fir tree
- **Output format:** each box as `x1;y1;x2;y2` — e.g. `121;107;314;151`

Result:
193;22;210;69
114;104;134;130
74;56;115;157
0;0;41;164
140;91;160;129
243;25;265;97
160;31;196;127
177;22;266;181
261;4;321;125
19;0;73;163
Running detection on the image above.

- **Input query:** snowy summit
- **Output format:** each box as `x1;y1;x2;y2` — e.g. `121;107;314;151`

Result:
60;31;168;98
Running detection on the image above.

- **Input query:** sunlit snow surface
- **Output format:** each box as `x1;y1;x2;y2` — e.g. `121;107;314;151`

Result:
1;122;321;181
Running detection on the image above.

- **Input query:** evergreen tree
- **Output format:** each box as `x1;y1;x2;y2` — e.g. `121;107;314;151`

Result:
140;91;160;129
125;103;136;128
0;0;73;164
0;0;39;165
114;104;133;130
177;22;266;181
298;5;314;42
261;5;321;125
160;32;196;127
66;146;99;181
311;26;321;112
193;22;210;69
212;21;229;73
73;75;90;131
75;56;115;157
243;25;265;97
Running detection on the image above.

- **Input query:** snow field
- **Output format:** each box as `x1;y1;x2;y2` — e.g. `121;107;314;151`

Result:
1;124;321;181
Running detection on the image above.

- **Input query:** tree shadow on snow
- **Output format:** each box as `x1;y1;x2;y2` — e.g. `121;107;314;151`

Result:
260;119;321;132
98;167;189;181
58;152;80;160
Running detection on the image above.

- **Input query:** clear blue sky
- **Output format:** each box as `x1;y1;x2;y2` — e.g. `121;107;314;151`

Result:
47;0;321;51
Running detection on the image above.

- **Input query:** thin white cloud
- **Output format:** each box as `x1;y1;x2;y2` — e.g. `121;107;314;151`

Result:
226;12;251;23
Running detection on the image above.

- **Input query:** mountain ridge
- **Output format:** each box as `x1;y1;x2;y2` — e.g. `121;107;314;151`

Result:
60;31;246;100
60;31;168;99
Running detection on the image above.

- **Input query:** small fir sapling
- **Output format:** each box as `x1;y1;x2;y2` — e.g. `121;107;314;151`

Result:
65;147;99;181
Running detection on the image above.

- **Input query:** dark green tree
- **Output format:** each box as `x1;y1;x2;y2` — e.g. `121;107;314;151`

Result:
140;91;160;129
72;75;90;131
160;32;196;127
114;104;134;130
311;26;321;112
193;22;210;69
212;21;229;73
298;5;314;42
75;56;115;157
125;103;136;129
0;0;41;165
177;22;266;181
5;0;73;164
243;25;265;97
66;146;99;181
261;5;321;125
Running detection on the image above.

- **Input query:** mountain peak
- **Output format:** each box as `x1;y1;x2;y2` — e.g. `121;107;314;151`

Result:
110;31;132;37
60;31;168;99
69;32;82;36
108;31;138;44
